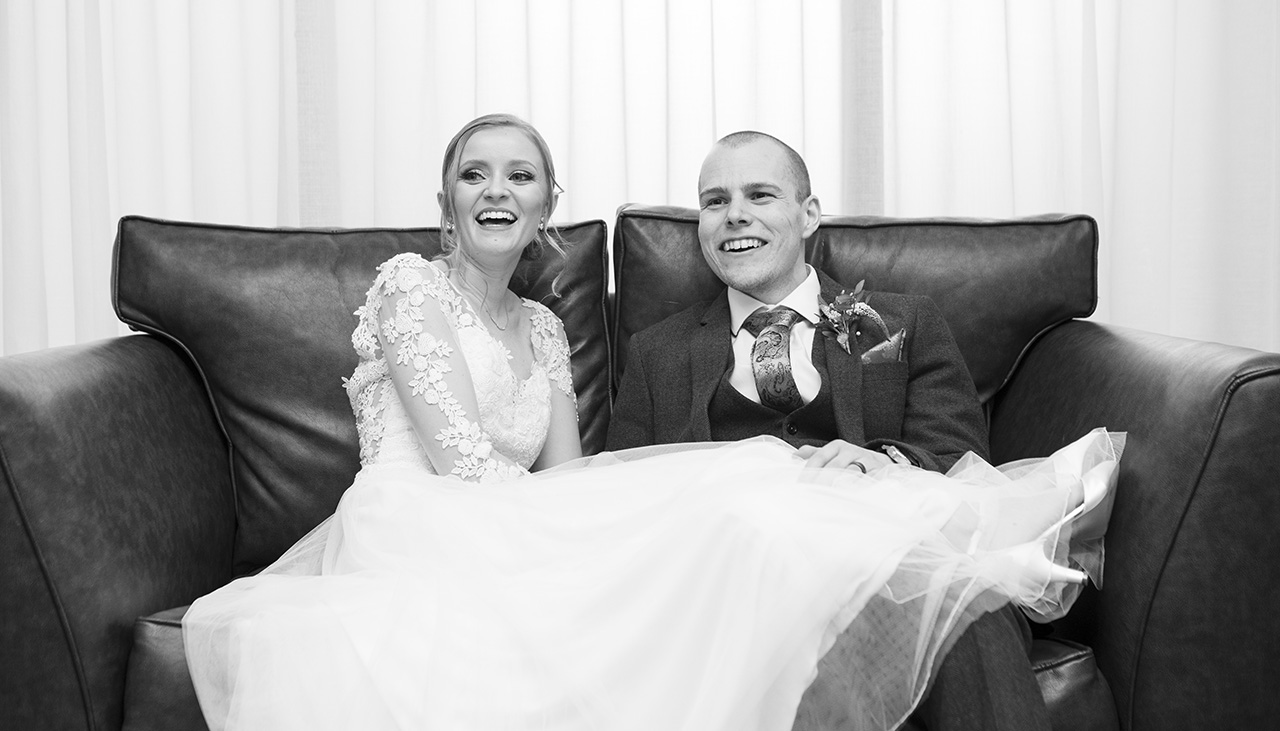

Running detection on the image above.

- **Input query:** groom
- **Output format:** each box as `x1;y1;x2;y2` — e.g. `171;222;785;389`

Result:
607;131;1050;730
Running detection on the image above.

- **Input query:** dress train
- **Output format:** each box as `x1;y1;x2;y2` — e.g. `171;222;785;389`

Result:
184;428;1123;731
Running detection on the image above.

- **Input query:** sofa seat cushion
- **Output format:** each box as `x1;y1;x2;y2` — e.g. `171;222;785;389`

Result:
128;609;1116;731
1033;637;1119;731
122;606;206;731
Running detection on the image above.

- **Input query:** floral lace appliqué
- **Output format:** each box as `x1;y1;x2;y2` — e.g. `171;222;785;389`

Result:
528;303;577;405
345;254;528;482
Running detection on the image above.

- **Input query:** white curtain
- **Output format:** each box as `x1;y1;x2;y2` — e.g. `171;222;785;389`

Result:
2;0;1278;356
0;0;848;355
884;0;1280;352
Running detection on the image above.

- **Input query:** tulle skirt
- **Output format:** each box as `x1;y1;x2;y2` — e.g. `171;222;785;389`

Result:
184;429;1123;731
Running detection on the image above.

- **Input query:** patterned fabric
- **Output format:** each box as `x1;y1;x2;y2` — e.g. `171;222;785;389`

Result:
709;343;839;447
343;254;575;482
742;306;805;413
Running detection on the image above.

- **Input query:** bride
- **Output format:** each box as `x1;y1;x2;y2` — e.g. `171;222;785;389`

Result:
183;113;1122;731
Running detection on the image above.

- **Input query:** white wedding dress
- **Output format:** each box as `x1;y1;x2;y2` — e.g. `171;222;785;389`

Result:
184;254;1124;731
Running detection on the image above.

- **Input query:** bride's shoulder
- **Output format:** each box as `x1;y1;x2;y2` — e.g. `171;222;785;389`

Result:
366;255;457;300
523;300;566;336
372;253;444;284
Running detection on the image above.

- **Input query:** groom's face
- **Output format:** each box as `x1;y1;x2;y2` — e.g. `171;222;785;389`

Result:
696;139;820;304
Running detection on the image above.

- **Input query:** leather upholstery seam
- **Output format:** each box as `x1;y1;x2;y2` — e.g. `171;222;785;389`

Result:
609;220;628;397
1032;649;1091;672
0;439;97;729
139;613;185;630
113;213;604;237
105;325;243;554
593;221;617;415
616;205;1096;231
1126;362;1280;728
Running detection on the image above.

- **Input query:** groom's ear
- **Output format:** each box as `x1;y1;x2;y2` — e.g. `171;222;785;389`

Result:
802;195;821;238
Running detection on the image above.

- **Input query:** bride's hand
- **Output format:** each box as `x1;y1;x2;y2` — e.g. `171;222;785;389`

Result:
796;440;893;472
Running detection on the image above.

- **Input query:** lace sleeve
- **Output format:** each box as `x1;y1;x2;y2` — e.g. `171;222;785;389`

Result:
529;303;577;405
373;254;527;482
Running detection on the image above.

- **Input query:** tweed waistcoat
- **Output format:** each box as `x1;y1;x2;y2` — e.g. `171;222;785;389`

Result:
709;339;839;447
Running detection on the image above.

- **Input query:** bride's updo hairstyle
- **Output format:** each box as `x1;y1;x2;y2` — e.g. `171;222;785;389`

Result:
437;113;568;292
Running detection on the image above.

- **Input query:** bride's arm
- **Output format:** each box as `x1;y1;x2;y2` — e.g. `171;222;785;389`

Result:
534;386;581;471
370;256;526;481
531;307;582;471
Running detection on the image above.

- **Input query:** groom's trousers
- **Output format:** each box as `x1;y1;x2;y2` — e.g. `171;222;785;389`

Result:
908;605;1051;731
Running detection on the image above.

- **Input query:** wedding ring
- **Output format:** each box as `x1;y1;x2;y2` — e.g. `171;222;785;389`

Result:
850;460;867;474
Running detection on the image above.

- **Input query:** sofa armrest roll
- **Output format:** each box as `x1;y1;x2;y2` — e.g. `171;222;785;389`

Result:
0;335;235;731
989;320;1280;731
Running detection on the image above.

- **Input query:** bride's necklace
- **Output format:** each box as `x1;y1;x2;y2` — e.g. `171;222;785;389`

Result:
482;296;513;331
449;268;514;332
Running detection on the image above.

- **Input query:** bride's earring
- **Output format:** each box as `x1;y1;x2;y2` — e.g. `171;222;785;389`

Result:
445;219;455;233
538;216;545;232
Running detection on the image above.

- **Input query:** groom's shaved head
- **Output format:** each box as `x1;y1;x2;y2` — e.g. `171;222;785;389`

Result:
714;131;812;201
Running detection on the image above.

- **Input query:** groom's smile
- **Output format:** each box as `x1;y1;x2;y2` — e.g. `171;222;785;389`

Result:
720;236;767;252
696;138;821;304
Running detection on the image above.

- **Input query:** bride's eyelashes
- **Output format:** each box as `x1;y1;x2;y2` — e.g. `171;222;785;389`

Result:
457;167;539;185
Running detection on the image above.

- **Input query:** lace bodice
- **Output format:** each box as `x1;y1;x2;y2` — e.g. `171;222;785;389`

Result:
344;254;575;482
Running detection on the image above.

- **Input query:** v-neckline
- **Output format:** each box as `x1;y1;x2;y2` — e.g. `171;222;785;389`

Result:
432;261;539;384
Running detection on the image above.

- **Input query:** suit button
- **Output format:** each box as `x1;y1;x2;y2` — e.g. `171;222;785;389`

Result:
786;424;798;435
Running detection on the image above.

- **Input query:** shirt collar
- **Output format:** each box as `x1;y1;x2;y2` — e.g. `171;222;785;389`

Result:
728;266;821;335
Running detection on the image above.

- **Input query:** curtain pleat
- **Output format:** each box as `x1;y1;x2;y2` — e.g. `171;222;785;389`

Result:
883;0;1279;351
1100;0;1280;349
842;0;884;215
1;0;1276;355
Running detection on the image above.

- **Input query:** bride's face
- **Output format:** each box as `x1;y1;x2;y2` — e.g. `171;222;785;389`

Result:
444;127;551;265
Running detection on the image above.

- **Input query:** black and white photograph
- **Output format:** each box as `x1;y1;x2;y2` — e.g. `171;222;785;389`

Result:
2;2;1276;730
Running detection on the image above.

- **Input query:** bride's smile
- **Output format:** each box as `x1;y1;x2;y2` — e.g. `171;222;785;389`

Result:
447;126;550;263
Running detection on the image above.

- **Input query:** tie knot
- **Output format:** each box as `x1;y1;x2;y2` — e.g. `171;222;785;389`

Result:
742;306;801;338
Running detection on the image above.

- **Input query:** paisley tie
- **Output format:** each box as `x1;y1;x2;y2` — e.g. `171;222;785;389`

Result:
742;306;805;413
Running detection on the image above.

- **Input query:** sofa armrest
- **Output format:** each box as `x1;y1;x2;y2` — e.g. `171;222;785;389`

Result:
0;335;234;731
989;320;1280;731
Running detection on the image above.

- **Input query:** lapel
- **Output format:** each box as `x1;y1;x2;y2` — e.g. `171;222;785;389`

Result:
817;271;866;443
686;292;733;441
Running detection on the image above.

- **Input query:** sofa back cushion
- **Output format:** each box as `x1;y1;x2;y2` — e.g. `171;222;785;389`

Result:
114;216;610;572
611;205;1098;405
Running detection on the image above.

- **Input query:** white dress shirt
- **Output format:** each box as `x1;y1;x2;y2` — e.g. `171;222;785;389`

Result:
727;266;823;405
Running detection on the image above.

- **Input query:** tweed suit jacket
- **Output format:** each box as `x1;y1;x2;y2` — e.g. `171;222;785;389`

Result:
607;271;989;473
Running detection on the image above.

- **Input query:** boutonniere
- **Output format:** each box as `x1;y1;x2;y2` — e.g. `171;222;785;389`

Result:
816;280;891;355
817;281;906;364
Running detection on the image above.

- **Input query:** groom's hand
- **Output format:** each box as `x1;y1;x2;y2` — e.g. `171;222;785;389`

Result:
796;440;894;472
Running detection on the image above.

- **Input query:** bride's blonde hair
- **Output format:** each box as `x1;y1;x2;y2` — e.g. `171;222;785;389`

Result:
437;113;568;294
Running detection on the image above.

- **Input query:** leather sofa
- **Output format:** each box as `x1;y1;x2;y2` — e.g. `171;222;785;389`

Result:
2;207;1277;730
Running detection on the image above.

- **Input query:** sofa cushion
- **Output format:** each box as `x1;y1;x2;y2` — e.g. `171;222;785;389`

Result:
612;205;1097;404
114;217;610;573
122;606;206;731
1032;638;1119;731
